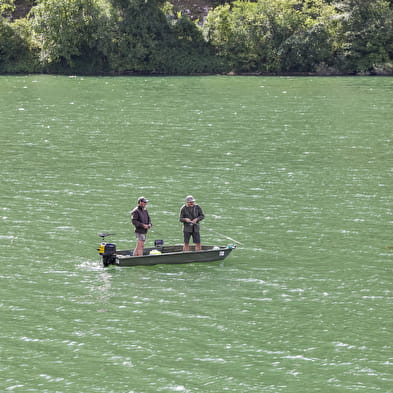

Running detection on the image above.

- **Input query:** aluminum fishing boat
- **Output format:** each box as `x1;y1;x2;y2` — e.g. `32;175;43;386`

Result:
98;233;235;267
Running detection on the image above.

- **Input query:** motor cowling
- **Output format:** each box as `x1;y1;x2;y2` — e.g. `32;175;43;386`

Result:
103;243;116;255
101;243;116;267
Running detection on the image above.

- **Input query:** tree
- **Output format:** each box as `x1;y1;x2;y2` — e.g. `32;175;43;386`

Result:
31;0;111;72
0;0;39;72
106;0;172;72
204;0;337;73
338;0;393;73
106;0;223;74
278;0;339;72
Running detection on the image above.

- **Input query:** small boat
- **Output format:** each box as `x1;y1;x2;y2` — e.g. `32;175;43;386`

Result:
98;233;236;267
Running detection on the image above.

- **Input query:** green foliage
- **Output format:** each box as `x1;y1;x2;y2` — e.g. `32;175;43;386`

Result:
103;0;223;73
26;0;221;74
31;0;111;72
0;15;40;72
278;0;340;72
0;0;15;18
165;16;227;73
2;0;393;74
105;0;172;72
337;0;393;73
204;0;338;73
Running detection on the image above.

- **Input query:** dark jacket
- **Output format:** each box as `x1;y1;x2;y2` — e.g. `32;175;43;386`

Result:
131;205;151;234
179;204;204;233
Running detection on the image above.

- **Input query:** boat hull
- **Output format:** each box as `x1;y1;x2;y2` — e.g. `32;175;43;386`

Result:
106;245;234;267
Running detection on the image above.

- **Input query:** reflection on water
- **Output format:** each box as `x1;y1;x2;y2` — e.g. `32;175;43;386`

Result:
0;75;392;393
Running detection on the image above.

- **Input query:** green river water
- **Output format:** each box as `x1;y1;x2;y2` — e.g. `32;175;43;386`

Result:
0;75;392;393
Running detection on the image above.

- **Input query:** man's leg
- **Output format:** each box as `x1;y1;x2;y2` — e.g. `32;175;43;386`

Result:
194;232;201;251
133;240;145;256
134;233;146;256
183;231;191;251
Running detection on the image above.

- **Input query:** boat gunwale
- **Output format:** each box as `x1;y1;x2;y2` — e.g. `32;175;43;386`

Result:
115;245;230;260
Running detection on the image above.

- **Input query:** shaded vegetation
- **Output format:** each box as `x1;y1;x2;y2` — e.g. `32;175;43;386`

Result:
1;0;393;75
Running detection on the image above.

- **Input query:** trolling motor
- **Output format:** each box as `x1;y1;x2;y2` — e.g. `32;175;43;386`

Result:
98;233;117;267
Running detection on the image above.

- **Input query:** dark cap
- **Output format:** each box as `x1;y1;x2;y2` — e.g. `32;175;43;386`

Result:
138;196;149;203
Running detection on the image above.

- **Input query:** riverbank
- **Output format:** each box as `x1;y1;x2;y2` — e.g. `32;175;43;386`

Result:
3;70;393;77
4;1;393;77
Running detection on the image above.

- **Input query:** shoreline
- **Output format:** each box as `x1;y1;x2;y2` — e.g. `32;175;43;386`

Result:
2;70;393;77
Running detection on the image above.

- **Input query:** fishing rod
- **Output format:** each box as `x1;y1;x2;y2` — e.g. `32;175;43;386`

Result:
205;227;244;245
98;230;168;252
150;228;165;238
99;227;167;238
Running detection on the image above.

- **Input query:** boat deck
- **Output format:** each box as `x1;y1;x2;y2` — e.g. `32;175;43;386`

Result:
116;244;218;257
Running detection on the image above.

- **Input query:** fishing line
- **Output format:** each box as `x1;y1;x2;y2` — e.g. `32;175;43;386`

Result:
205;227;244;245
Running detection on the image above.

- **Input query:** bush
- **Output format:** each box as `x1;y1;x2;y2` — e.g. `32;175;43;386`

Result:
0;16;40;73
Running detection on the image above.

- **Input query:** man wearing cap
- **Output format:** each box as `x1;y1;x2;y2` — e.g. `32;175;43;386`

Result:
131;197;152;256
179;195;205;251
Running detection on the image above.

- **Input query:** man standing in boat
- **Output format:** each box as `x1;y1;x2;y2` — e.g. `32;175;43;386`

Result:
131;196;152;256
179;195;204;251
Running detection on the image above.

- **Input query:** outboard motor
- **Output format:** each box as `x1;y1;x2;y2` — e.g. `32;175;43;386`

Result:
102;243;116;267
98;233;117;267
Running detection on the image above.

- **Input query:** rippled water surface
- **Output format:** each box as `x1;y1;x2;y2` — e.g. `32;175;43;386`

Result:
1;75;392;393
